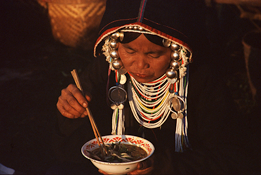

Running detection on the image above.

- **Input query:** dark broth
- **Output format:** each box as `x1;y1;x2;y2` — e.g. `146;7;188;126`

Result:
90;143;148;163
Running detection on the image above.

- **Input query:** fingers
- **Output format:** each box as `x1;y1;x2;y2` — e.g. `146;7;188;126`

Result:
57;84;91;119
67;84;89;107
98;169;109;175
57;96;86;118
137;156;154;169
128;156;155;175
128;166;154;175
85;93;92;102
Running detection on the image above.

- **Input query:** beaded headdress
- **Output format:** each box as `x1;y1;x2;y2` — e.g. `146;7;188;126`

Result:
101;25;192;152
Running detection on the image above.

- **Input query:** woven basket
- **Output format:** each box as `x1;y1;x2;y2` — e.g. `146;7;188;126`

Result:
38;0;106;49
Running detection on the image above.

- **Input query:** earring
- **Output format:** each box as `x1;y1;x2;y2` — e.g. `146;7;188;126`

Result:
108;32;127;135
108;32;127;104
163;39;185;118
109;32;124;70
110;49;123;70
163;39;181;81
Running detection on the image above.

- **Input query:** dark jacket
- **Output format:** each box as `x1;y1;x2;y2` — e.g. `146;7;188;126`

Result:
53;55;254;174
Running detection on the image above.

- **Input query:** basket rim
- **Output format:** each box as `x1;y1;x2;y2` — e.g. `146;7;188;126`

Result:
39;0;105;4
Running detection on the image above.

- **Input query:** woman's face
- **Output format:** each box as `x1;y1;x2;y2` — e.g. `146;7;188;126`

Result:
118;34;171;83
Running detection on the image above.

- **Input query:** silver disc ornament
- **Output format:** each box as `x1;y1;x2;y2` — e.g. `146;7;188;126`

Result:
170;96;185;119
177;112;184;119
172;97;182;111
171;112;178;119
108;86;127;105
171;111;184;119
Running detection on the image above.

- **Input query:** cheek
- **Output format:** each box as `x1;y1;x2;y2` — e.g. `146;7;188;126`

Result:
118;50;132;67
154;57;171;71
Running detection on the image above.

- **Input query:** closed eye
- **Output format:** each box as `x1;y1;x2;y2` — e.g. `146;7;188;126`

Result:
125;47;136;54
147;51;164;58
148;53;160;58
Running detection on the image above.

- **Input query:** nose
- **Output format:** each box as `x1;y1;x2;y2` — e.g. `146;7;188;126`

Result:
135;56;150;69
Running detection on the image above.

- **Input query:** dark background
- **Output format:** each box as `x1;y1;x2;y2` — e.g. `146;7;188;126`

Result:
0;0;260;174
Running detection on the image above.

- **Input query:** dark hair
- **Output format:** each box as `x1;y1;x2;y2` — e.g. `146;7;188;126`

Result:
120;32;164;47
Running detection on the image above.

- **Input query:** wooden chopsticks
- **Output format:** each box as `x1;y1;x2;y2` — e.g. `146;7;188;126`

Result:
71;69;107;155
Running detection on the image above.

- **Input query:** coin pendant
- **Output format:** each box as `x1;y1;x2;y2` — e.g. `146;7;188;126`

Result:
108;86;127;105
177;112;184;119
172;97;181;111
119;74;127;85
171;113;178;119
111;104;117;110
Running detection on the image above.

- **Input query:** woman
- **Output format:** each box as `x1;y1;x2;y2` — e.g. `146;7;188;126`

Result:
53;0;252;174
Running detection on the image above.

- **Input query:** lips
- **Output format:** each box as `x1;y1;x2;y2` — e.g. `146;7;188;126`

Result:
135;73;149;78
128;72;153;83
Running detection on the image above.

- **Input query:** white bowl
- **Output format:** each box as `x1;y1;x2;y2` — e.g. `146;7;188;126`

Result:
81;135;155;175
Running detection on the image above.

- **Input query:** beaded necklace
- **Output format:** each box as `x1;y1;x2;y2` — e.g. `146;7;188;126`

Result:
128;74;173;128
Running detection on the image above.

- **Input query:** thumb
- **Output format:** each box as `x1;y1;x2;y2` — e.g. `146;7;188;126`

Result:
85;92;92;102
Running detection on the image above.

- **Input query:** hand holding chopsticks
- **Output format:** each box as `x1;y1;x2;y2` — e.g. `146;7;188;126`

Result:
71;69;108;156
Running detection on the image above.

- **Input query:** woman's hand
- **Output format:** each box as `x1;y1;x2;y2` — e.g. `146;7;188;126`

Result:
57;84;91;119
98;156;154;175
127;163;153;174
128;157;154;175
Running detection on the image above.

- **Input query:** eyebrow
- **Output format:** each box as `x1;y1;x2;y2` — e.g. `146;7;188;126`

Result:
122;44;165;54
123;45;135;51
146;50;165;55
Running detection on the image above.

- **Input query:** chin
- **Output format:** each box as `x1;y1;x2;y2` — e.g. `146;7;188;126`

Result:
133;77;154;83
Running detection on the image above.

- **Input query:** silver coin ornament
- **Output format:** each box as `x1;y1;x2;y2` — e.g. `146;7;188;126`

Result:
162;39;171;47
170;43;180;51
111;32;124;41
171;111;184;119
118;103;124;110
110;39;118;49
110;50;119;59
112;59;123;70
111;104;117;110
171;112;184;120
111;103;124;110
108;86;127;105
170;60;180;70
171;112;178;119
171;51;179;60
172;97;182;111
119;74;127;85
177;112;184;119
166;69;177;79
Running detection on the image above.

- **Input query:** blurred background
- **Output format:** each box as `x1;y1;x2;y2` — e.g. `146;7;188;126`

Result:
0;0;260;174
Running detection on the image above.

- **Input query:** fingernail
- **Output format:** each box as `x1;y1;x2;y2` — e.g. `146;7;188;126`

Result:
83;103;87;108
